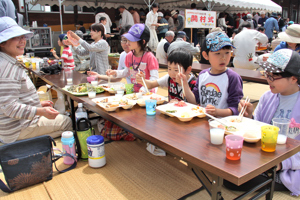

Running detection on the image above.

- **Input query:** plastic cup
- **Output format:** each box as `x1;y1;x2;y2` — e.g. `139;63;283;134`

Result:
64;68;73;85
225;135;244;160
125;84;134;94
261;125;279;152
88;91;96;98
209;119;225;145
272;118;290;144
32;62;36;70
25;61;30;68
115;90;124;97
145;99;157;115
87;76;95;83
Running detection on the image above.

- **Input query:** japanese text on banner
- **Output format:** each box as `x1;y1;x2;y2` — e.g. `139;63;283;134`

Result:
185;9;216;29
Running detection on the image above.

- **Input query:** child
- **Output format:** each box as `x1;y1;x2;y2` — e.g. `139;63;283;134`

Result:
225;49;300;196
181;31;243;117
88;25;132;83
52;34;75;69
0;17;72;144
68;23;109;75
107;24;159;93
136;48;196;102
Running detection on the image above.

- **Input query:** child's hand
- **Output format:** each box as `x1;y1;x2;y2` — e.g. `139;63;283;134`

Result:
87;71;99;76
176;71;188;85
238;100;253;118
51;49;56;55
106;69;116;76
136;71;145;85
205;104;217;116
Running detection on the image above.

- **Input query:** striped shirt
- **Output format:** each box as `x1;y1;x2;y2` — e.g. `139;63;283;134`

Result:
61;46;75;68
0;52;41;143
74;39;109;75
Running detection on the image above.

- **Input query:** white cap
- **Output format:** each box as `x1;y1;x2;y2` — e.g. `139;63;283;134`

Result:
78;103;83;107
158;12;164;17
62;131;74;138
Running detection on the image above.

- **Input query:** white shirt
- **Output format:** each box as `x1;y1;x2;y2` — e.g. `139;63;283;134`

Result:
233;28;268;70
117;51;131;84
146;10;158;30
120;10;134;28
95;13;112;33
156;38;168;64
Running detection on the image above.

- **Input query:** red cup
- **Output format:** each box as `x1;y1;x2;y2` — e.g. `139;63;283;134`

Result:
87;76;95;83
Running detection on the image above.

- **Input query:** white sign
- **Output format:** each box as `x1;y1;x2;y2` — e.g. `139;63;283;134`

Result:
185;9;217;29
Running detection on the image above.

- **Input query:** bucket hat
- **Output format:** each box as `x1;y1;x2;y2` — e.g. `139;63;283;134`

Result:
278;24;300;43
122;24;150;42
171;10;178;17
0;17;33;43
259;49;300;76
271;12;277;18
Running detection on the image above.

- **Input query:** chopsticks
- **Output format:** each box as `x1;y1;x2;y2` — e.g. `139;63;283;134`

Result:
205;112;232;128
178;65;185;99
108;65;111;86
238;96;250;122
138;69;149;93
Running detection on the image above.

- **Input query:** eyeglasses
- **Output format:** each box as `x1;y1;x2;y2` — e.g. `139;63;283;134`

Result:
120;39;129;44
13;35;26;42
263;72;284;82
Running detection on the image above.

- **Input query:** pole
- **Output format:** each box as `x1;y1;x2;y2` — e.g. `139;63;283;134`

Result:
59;0;63;33
191;28;193;45
24;0;29;26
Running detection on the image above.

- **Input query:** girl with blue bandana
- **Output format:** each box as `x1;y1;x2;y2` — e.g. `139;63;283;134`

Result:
179;31;243;117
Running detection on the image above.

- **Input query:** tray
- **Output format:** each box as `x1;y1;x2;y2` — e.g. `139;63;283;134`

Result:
124;93;167;107
209;116;268;143
92;96;136;111
156;102;206;122
99;83;125;94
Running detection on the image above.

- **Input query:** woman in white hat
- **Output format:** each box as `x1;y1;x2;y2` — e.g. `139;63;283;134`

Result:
157;12;168;41
0;17;72;144
145;3;159;51
274;24;300;54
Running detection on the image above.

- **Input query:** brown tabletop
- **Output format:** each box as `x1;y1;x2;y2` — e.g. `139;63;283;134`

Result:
191;63;268;84
34;71;300;187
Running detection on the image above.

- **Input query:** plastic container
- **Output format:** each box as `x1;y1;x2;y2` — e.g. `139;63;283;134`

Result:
75;103;88;130
61;131;76;165
53;88;65;114
87;135;106;168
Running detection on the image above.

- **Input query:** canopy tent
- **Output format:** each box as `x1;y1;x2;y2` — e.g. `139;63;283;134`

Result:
25;0;282;32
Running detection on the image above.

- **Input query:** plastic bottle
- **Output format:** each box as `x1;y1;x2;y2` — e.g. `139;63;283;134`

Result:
53;88;65;114
61;131;76;165
75;103;88;130
87;135;106;168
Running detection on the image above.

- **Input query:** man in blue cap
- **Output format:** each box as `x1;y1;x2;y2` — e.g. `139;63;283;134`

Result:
264;12;279;43
167;31;199;56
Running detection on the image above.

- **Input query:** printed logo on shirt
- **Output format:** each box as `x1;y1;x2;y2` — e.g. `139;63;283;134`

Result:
289;118;300;139
200;83;222;106
129;62;147;84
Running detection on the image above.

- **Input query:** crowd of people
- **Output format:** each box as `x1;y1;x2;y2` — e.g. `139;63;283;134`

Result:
0;0;300;197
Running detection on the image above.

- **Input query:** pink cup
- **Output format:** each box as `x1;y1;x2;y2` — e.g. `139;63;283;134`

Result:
225;135;244;160
87;76;95;83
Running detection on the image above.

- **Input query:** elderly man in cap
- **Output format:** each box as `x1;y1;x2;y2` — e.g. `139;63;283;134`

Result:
167;31;199;56
171;10;185;32
264;12;279;43
156;31;174;65
128;7;140;24
117;6;134;30
157;12;168;41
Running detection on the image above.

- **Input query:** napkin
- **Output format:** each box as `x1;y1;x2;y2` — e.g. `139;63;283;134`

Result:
146;143;166;156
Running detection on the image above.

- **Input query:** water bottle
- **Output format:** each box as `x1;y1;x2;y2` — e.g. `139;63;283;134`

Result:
61;131;76;165
75;103;88;130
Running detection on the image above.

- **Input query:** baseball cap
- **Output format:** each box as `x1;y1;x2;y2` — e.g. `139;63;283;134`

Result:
58;34;67;41
122;24;149;42
206;31;235;52
259;49;300;76
158;12;164;17
0;17;33;43
177;31;189;40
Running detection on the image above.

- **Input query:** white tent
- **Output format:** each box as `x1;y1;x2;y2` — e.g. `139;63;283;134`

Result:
25;0;282;32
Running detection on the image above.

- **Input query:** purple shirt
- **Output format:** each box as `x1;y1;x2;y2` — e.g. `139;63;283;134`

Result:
192;68;243;115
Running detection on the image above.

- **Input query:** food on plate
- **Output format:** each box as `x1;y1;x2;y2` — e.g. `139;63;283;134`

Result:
150;96;162;101
66;83;104;94
143;92;153;96
217;124;236;132
169;99;178;104
166;110;177;113
100;98;109;103
174;101;187;107
100;85;110;89
191;106;205;113
137;99;145;103
105;103;119;108
181;112;191;118
228;117;241;123
119;99;131;106
126;93;138;100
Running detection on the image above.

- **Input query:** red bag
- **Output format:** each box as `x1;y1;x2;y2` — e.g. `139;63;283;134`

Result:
100;120;136;141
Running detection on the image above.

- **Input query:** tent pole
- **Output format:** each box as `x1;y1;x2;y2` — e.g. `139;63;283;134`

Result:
24;0;29;26
59;0;64;33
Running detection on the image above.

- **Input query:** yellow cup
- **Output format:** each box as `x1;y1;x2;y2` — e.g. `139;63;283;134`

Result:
261;125;279;152
25;62;30;68
32;62;36;70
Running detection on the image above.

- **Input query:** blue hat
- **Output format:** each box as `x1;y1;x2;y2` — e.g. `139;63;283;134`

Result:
0;17;33;43
288;21;294;25
259;49;300;76
205;32;235;52
58;34;67;41
123;24;146;42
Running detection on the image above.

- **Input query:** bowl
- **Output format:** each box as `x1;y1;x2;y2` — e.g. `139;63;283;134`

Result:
103;106;118;112
177;116;193;122
137;99;146;107
243;130;261;143
121;104;135;109
197;113;206;118
177;112;194;122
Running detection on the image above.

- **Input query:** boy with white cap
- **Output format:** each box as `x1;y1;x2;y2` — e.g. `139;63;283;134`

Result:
157;12;168;41
0;17;72;144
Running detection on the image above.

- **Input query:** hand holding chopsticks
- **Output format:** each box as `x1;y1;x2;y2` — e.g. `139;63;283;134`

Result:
138;69;149;93
177;65;186;99
238;96;250;122
108;65;111;86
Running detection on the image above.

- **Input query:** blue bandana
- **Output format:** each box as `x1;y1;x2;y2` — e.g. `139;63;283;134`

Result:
206;32;235;52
